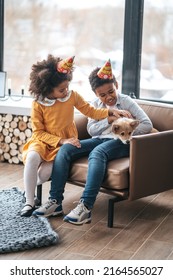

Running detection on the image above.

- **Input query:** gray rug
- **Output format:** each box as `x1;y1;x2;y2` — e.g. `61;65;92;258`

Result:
0;187;58;254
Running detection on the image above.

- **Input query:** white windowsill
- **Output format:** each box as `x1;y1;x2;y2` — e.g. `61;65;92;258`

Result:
0;96;86;116
0;96;33;115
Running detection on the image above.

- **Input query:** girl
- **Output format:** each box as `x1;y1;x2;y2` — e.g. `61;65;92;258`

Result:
21;54;119;217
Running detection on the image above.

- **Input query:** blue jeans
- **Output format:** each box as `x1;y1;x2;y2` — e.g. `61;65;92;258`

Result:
50;138;129;209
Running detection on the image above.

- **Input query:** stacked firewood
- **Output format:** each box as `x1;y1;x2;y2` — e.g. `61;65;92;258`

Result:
0;114;32;164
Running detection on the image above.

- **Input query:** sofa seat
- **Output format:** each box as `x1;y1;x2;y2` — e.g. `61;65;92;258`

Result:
69;157;130;191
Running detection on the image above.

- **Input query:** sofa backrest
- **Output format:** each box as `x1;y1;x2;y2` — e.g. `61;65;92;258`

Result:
75;100;173;139
136;99;173;131
74;113;91;140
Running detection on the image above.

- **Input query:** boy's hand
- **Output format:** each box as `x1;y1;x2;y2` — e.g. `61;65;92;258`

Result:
59;137;81;148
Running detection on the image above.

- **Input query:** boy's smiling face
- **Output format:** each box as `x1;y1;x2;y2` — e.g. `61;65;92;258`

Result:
95;81;118;106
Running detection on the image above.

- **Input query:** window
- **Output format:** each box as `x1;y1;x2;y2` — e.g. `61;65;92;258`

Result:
0;72;6;97
141;0;173;102
4;0;125;100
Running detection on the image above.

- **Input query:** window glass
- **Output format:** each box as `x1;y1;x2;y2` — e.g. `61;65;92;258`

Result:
141;0;173;102
4;0;125;100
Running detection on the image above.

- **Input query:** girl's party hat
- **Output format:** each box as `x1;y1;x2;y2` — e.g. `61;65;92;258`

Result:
57;56;75;73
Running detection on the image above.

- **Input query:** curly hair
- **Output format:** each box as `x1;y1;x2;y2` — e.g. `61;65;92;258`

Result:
88;67;117;93
29;54;73;100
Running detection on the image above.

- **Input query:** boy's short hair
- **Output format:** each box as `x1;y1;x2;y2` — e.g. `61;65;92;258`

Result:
88;67;117;92
29;54;73;100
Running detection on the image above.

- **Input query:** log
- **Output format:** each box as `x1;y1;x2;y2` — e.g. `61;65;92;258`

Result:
11;156;20;164
27;122;32;129
18;120;27;131
18;140;23;146
25;128;32;138
0;143;10;153
13;128;20;137
5;135;11;144
0;112;32;164
0;134;4;142
5;114;13;122
11;136;18;144
0;154;4;161
4;152;10;160
10;149;18;156
19;132;26;141
23;115;28;122
19;144;24;153
4;122;10;128
14;117;19;122
18;153;23;162
2;128;9;136
10;120;17;129
10;142;17;150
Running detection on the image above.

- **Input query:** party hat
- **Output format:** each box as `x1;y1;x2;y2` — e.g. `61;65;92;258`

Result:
57;56;75;73
97;59;113;79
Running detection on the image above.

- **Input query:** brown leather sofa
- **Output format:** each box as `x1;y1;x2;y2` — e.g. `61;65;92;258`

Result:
37;99;173;227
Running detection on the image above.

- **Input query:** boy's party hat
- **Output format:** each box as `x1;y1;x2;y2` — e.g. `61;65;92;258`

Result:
97;59;113;79
57;56;75;74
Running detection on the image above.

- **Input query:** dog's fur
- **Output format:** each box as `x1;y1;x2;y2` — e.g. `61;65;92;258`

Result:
150;127;158;133
102;118;140;144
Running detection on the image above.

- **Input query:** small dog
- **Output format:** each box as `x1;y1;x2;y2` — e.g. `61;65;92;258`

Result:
102;118;140;144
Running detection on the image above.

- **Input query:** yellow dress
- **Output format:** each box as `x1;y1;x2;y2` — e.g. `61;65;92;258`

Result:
22;91;108;163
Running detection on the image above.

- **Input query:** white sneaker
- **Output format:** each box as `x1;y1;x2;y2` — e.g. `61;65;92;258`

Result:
63;201;91;225
32;199;63;217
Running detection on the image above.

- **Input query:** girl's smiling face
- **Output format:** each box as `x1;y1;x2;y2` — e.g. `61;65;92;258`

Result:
47;80;69;100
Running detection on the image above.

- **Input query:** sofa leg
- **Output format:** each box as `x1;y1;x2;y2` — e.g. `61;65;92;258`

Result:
36;184;42;206
108;196;124;228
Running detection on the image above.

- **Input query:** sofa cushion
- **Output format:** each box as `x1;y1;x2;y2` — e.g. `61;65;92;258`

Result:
69;157;129;190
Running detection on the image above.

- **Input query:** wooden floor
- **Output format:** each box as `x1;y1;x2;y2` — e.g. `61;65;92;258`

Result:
0;161;173;260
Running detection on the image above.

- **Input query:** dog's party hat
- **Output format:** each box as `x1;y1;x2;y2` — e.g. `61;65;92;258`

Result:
97;59;113;79
57;56;75;74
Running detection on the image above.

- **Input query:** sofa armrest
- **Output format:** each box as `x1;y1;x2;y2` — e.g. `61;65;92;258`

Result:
129;130;173;200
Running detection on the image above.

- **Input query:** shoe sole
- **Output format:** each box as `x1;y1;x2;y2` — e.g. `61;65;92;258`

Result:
21;207;36;217
33;210;63;217
49;211;63;217
63;217;91;225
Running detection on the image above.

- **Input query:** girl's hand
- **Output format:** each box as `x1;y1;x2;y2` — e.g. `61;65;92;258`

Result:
59;137;81;148
108;109;132;118
108;115;118;124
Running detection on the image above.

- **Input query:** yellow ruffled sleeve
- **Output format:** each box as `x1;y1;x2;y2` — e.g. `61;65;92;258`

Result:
74;92;108;119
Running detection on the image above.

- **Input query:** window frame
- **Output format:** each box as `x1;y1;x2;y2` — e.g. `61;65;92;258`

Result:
1;0;173;104
122;0;144;99
0;0;4;72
